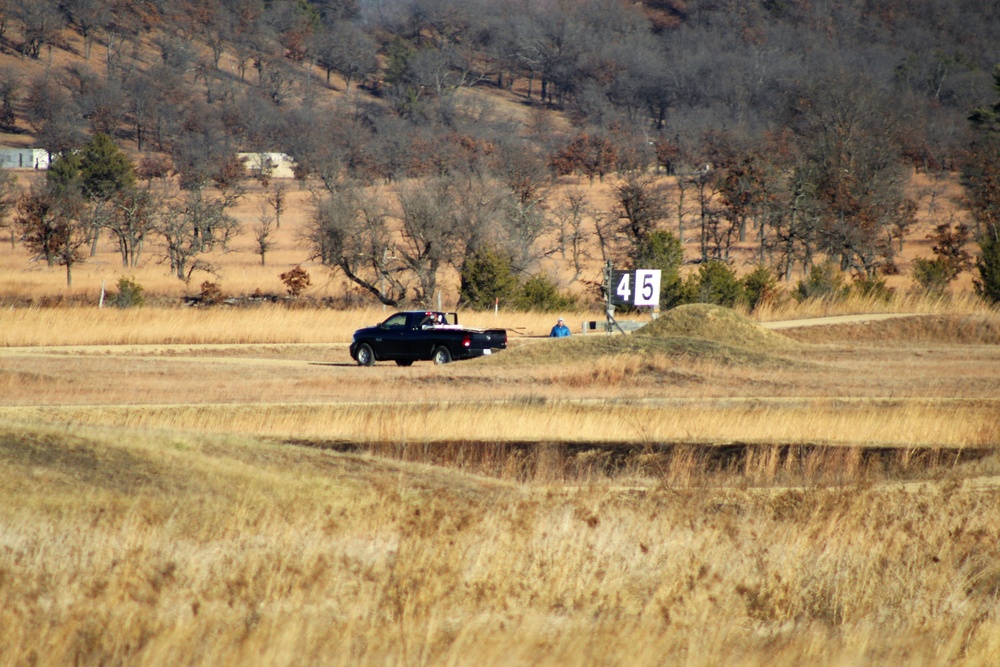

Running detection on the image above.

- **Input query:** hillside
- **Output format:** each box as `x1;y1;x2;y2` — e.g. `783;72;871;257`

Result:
0;1;996;306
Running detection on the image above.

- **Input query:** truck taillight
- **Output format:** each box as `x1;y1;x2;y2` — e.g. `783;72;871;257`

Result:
462;334;471;348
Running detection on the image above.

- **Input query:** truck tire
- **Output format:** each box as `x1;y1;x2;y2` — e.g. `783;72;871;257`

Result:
432;346;452;365
356;343;375;366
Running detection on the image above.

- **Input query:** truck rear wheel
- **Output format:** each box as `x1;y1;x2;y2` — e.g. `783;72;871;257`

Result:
432;346;452;365
356;343;375;366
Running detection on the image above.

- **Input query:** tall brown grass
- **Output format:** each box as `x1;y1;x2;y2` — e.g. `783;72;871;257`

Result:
1;397;996;450
2;422;999;666
751;289;994;321
0;305;583;346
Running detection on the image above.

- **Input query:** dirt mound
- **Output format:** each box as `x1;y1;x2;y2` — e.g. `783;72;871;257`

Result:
635;304;797;352
492;305;798;368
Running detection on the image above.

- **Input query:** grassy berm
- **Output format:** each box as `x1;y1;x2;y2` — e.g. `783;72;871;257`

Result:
497;304;799;367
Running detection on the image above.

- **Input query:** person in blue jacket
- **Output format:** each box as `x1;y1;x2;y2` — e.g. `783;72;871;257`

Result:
550;317;571;337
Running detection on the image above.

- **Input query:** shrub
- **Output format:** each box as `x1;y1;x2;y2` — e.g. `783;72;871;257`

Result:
460;250;577;312
686;261;744;308
852;274;894;302
280;266;312;297
515;273;577;312
796;261;849;301
912;257;953;295
741;265;781;312
459;247;521;310
110;276;144;309
199;281;224;305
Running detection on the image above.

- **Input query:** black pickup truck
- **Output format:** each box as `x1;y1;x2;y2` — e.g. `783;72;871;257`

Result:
350;311;507;366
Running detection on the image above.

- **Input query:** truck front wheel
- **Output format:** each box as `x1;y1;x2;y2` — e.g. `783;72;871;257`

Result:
356;343;375;366
432;346;452;365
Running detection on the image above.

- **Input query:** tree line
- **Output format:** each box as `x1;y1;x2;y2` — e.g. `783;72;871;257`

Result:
3;133;254;287
4;117;996;309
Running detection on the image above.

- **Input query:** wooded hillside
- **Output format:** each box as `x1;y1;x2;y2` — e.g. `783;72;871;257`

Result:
0;0;999;306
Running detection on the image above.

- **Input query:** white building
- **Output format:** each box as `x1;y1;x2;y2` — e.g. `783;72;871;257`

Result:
237;152;297;179
0;147;50;170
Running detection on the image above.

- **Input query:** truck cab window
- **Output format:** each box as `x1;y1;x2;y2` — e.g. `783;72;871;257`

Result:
383;314;407;329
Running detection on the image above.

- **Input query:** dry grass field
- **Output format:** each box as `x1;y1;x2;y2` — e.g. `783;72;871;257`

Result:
2;301;1000;666
2;14;1000;665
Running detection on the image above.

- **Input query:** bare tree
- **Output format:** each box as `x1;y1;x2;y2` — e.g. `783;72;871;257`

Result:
552;189;594;280
491;138;549;209
0;67;20;131
125;72;160;151
154;33;195;73
394;179;462;305
317;21;378;91
770;161;823;281
264;181;286;228
499;190;553;274
406;45;481;97
61;0;110;60
25;76;84;156
76;75;125;137
13;0;63;60
593;209;622;265
253;200;274;266
264;0;315;64
792;74;916;278
614;172;669;258
487;139;553;272
229;3;265;82
156;187;241;282
0;169;19;248
257;56;296;105
692;164;723;263
174;0;230;70
103;9;142;81
104;188;156;268
307;183;406;305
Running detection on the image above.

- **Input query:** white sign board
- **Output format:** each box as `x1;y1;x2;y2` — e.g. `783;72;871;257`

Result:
610;269;662;307
633;269;661;306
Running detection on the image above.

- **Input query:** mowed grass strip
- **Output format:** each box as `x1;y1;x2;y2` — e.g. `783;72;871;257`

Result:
2;397;996;448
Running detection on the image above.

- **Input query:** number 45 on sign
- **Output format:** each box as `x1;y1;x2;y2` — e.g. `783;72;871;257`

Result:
611;269;661;307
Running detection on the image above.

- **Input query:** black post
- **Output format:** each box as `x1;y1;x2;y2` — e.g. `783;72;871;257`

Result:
604;261;625;335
